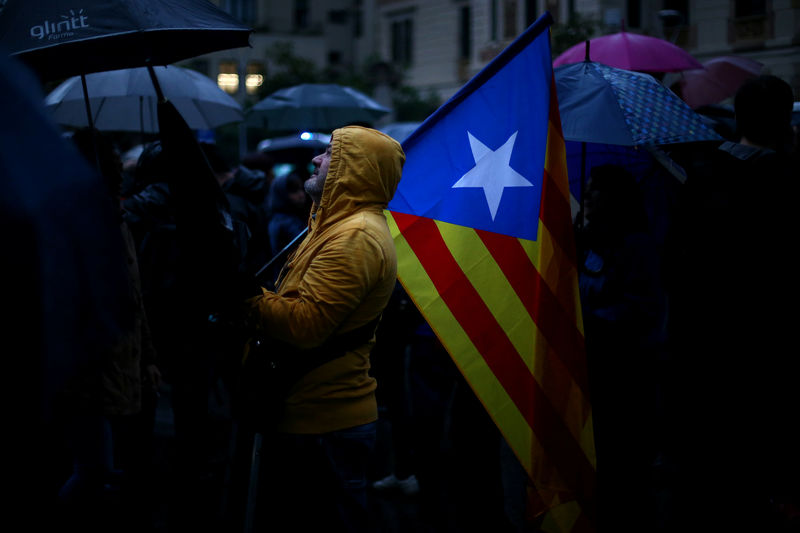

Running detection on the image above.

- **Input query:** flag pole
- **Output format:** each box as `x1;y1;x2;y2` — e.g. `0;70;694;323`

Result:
254;227;308;282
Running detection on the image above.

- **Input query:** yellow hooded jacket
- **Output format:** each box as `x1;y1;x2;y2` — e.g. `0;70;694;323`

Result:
249;126;405;434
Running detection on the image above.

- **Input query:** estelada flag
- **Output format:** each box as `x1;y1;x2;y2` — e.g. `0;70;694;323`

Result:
386;12;596;532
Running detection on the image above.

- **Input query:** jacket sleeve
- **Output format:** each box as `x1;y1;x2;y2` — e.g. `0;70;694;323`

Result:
249;226;389;349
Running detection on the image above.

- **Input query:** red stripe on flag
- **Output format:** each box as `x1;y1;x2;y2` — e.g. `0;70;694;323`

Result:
475;229;588;395
572;511;596;533
540;167;576;266
539;88;577;266
548;75;567;138
392;211;595;514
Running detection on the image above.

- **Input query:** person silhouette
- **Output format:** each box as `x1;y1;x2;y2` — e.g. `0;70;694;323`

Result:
665;75;798;532
577;163;666;532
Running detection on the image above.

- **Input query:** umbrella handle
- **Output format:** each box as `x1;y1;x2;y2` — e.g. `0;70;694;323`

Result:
80;74;96;130
146;64;166;103
79;74;102;172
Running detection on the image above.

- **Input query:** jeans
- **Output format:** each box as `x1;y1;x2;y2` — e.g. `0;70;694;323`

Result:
257;422;377;533
58;414;114;505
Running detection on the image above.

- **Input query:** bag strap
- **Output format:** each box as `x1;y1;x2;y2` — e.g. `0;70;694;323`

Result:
299;314;382;372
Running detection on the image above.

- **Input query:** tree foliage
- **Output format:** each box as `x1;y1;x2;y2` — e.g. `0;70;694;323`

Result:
392;86;440;122
551;12;600;57
258;41;319;97
254;41;440;124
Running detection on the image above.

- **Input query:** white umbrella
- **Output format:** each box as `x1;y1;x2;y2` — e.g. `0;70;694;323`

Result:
45;65;244;133
247;83;391;132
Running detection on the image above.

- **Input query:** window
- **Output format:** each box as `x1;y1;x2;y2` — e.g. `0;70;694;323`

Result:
491;0;498;40
546;1;559;24
328;9;348;24
217;61;264;95
729;0;770;42
662;0;689;25
217;61;239;94
735;0;766;17
391;18;413;65
459;6;471;61
294;0;309;30
525;0;537;27
246;62;264;96
627;0;641;28
223;0;255;26
503;0;518;40
354;0;363;38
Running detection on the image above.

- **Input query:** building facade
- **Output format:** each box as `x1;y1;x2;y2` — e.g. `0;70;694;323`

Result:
199;1;799;119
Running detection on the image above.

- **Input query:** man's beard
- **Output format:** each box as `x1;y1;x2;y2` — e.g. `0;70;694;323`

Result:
304;174;325;204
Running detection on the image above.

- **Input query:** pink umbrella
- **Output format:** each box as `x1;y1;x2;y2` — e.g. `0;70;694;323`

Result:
553;32;702;72
676;55;763;109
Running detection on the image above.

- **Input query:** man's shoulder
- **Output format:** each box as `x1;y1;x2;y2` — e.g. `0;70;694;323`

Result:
335;210;393;236
321;212;395;257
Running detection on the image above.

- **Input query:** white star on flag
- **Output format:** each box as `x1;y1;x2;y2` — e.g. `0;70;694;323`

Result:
451;131;533;220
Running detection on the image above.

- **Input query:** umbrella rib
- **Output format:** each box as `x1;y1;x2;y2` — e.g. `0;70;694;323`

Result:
192;99;214;130
92;97;107;126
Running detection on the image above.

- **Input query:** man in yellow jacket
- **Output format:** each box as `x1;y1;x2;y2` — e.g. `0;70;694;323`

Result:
246;125;405;532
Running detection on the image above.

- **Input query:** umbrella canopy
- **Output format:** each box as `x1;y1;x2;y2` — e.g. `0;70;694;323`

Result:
553;32;702;73
247;83;391;132
0;52;130;424
45;66;243;133
0;0;252;82
556;60;720;230
676;55;763;109
555;61;721;146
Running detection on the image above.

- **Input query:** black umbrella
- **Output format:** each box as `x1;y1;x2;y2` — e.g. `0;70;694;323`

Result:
1;50;138;529
0;0;252;82
0;51;130;424
1;0;252;150
247;83;391;132
1;0;252;305
2;0;253;310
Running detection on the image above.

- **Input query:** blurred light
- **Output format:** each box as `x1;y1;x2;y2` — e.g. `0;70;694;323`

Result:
217;73;239;93
300;131;313;140
273;163;295;178
245;73;263;95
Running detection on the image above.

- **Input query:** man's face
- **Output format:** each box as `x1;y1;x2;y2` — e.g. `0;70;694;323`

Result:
305;144;331;204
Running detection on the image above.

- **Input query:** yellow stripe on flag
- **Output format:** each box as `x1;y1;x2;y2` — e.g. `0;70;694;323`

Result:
387;211;595;480
437;220;590;448
387;211;539;476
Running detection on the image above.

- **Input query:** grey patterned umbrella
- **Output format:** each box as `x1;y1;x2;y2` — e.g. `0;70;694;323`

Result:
555;60;721;229
556;60;721;146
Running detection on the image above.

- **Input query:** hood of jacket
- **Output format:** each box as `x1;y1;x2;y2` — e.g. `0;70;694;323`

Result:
312;126;404;230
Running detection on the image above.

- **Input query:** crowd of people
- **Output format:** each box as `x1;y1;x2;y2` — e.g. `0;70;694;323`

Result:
38;114;418;532
576;75;799;532
6;30;799;532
